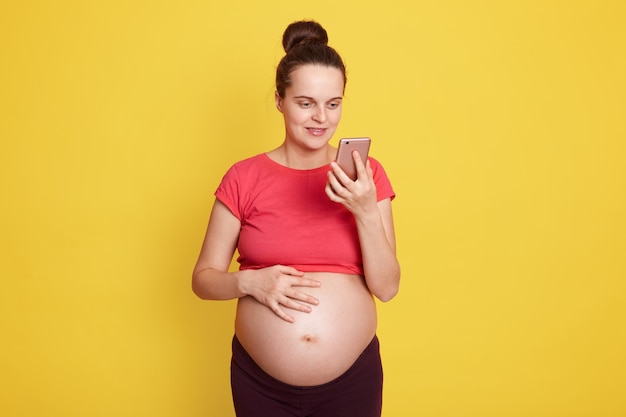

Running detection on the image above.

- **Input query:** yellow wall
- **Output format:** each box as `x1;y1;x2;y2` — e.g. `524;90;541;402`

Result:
1;1;624;416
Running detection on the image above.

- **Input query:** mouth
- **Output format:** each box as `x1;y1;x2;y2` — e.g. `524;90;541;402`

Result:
306;127;327;136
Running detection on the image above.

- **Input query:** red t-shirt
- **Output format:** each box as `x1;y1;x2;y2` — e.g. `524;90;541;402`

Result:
215;153;395;275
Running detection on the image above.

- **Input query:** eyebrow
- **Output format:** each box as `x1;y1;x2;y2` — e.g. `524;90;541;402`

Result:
293;95;343;101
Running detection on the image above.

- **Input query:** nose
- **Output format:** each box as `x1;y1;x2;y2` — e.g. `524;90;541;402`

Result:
312;107;327;123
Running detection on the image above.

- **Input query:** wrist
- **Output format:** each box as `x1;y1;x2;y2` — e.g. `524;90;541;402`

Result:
234;270;250;297
354;206;382;225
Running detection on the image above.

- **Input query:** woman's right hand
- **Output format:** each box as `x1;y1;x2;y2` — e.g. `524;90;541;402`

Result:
238;265;321;323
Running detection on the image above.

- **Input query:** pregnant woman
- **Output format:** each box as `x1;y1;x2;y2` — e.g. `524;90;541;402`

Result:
192;20;400;417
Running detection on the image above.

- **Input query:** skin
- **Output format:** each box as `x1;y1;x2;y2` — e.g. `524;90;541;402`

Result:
192;64;400;385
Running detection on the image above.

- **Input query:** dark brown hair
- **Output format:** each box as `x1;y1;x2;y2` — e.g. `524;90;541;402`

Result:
275;20;347;98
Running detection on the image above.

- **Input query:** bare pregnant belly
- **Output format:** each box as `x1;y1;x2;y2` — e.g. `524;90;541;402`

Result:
234;272;377;386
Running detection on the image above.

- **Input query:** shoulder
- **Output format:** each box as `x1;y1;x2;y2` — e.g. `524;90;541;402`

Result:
367;156;390;178
221;153;270;180
215;154;270;217
367;156;396;201
228;153;267;171
367;156;384;168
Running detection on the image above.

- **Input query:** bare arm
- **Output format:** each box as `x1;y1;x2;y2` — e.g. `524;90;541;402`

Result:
192;199;321;322
191;199;245;300
355;197;400;301
325;153;400;301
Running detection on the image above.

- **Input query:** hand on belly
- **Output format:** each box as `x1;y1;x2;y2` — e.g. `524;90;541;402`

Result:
238;265;322;323
235;272;378;385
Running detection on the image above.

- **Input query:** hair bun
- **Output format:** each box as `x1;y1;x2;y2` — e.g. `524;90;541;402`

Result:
282;20;329;53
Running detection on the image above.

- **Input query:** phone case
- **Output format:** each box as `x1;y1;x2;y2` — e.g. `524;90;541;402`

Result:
335;137;371;180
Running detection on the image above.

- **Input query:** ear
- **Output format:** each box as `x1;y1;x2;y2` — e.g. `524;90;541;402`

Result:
275;91;283;113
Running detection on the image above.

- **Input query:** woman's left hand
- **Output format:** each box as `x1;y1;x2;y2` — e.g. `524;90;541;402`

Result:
325;151;378;217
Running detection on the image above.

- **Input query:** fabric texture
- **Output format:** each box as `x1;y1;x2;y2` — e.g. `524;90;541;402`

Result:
215;153;395;275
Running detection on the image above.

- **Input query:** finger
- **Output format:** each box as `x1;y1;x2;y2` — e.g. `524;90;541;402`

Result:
324;181;337;201
278;265;305;277
365;159;374;180
327;169;350;196
292;278;322;288
288;289;319;306
325;176;351;205
270;302;295;323
329;161;353;185
352;151;368;180
282;296;315;313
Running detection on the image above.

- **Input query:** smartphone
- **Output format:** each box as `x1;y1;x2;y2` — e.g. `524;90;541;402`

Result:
335;137;371;180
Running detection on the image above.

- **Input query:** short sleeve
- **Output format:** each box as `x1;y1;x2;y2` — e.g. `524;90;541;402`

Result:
214;164;243;220
369;157;396;202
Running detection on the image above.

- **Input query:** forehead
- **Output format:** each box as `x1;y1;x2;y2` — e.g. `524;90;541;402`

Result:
286;65;344;99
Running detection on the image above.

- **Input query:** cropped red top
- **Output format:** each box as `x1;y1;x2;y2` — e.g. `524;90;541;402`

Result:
215;153;395;275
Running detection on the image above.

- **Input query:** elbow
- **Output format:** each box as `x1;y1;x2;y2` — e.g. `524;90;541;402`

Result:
374;267;400;302
191;272;209;300
191;278;203;299
376;283;399;302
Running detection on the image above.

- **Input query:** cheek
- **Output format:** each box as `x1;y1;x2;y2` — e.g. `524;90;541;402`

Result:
287;110;310;124
282;107;297;118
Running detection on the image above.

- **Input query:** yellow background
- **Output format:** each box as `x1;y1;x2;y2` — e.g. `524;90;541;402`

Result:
1;1;625;416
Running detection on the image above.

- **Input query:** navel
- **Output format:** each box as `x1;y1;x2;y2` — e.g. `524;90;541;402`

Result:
301;334;317;343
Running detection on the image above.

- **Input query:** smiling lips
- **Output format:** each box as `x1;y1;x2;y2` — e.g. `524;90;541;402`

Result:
307;128;327;136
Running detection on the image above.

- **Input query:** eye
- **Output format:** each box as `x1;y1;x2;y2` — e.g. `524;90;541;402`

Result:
299;102;312;108
328;101;341;109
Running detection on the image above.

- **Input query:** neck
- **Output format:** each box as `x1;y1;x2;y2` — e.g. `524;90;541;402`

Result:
269;143;336;170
